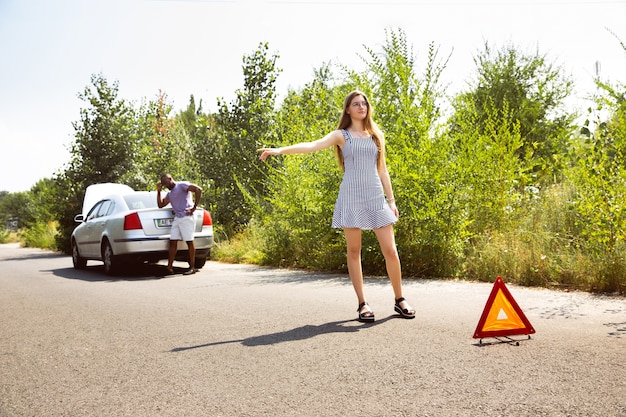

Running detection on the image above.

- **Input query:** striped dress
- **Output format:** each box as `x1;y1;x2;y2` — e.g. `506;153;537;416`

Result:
331;129;397;230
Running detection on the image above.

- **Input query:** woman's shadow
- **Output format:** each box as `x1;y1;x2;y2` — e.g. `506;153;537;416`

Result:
170;316;394;352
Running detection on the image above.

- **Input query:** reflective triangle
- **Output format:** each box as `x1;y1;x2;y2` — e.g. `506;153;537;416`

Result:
473;276;535;338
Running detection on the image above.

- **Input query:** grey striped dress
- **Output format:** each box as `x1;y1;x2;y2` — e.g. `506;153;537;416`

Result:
331;129;397;230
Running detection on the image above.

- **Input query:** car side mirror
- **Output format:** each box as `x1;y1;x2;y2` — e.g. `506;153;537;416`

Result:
74;214;85;223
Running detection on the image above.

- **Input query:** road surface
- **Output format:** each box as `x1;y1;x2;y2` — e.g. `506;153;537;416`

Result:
0;243;624;416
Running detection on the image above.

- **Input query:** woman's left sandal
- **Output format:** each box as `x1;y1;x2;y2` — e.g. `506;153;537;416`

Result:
394;297;416;319
357;302;375;322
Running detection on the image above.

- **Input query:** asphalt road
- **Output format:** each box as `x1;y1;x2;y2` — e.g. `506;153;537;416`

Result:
0;243;625;417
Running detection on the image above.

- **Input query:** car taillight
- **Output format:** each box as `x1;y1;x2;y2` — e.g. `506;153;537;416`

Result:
202;210;213;226
124;212;143;230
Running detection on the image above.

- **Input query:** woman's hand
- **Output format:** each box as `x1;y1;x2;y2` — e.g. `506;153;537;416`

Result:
388;201;399;218
257;148;281;161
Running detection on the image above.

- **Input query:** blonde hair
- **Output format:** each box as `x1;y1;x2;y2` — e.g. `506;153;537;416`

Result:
334;90;385;171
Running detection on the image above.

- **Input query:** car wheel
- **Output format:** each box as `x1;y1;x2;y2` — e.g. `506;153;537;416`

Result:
102;240;117;275
71;239;87;269
195;256;206;269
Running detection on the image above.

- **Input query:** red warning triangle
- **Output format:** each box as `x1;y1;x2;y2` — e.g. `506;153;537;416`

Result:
473;276;535;339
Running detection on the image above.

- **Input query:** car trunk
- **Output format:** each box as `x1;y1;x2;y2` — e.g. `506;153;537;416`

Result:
136;208;204;236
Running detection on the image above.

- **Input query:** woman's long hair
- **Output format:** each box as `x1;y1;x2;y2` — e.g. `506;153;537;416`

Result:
334;90;385;172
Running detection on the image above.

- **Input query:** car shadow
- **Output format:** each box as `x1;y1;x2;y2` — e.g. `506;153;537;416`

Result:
47;263;189;282
1;247;181;282
170;316;396;352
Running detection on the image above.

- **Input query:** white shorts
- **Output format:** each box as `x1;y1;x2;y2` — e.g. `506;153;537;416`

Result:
170;215;195;242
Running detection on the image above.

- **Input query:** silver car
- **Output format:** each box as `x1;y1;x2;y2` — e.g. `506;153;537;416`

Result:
71;183;214;275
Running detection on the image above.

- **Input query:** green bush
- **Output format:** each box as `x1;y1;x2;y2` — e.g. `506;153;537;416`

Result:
212;221;264;264
21;222;58;251
0;229;20;244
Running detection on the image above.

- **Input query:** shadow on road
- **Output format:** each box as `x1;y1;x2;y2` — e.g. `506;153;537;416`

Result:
170;316;397;352
0;246;182;282
471;335;533;347
45;263;188;282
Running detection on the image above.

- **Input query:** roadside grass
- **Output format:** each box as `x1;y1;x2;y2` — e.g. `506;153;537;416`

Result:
21;221;59;251
9;187;622;294
215;223;624;294
0;229;21;244
211;223;264;264
3;222;59;251
214;183;625;295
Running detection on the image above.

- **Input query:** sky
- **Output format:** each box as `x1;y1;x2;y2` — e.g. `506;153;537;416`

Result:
1;0;625;193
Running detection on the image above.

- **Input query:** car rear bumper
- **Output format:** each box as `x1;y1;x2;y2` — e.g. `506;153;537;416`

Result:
112;235;213;255
116;248;211;264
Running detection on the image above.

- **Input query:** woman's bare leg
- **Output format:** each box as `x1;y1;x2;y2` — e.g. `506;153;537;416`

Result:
373;225;402;297
374;224;413;313
345;227;374;319
344;228;365;304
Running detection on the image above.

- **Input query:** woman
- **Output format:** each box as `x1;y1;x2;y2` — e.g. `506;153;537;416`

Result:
258;90;415;322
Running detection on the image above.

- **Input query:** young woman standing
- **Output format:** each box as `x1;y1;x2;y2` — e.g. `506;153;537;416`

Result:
258;90;415;322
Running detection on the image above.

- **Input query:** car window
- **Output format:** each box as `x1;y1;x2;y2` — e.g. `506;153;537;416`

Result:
86;201;103;221
124;193;159;210
97;200;114;217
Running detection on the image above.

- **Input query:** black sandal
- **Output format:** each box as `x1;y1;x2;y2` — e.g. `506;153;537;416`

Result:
357;302;375;322
394;297;416;319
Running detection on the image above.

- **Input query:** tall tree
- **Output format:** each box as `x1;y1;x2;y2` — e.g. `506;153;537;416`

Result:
203;42;281;236
356;29;454;276
570;36;626;253
258;67;346;269
0;191;30;229
134;90;195;188
361;29;448;148
449;42;575;184
54;73;138;253
176;94;212;199
67;73;138;185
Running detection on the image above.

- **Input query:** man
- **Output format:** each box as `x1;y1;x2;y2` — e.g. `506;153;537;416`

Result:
156;174;202;275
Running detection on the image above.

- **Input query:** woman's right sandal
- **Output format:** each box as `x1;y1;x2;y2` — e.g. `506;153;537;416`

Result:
394;297;416;319
357;301;375;322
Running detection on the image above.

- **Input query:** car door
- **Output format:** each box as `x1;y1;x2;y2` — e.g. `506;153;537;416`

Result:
82;200;113;258
76;201;102;258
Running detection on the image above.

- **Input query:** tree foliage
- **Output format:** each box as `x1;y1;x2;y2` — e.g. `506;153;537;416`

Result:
258;66;346;269
204;42;281;236
569;36;626;254
133;91;203;189
450;42;575;184
358;30;456;275
67;73;138;185
53;74;139;252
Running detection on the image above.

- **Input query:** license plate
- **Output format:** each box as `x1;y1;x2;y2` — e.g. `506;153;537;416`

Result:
156;218;173;227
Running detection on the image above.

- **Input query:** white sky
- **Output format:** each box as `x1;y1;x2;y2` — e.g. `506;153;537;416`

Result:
1;0;625;193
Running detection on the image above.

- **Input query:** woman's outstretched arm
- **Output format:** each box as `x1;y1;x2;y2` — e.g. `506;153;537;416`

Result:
257;130;344;160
